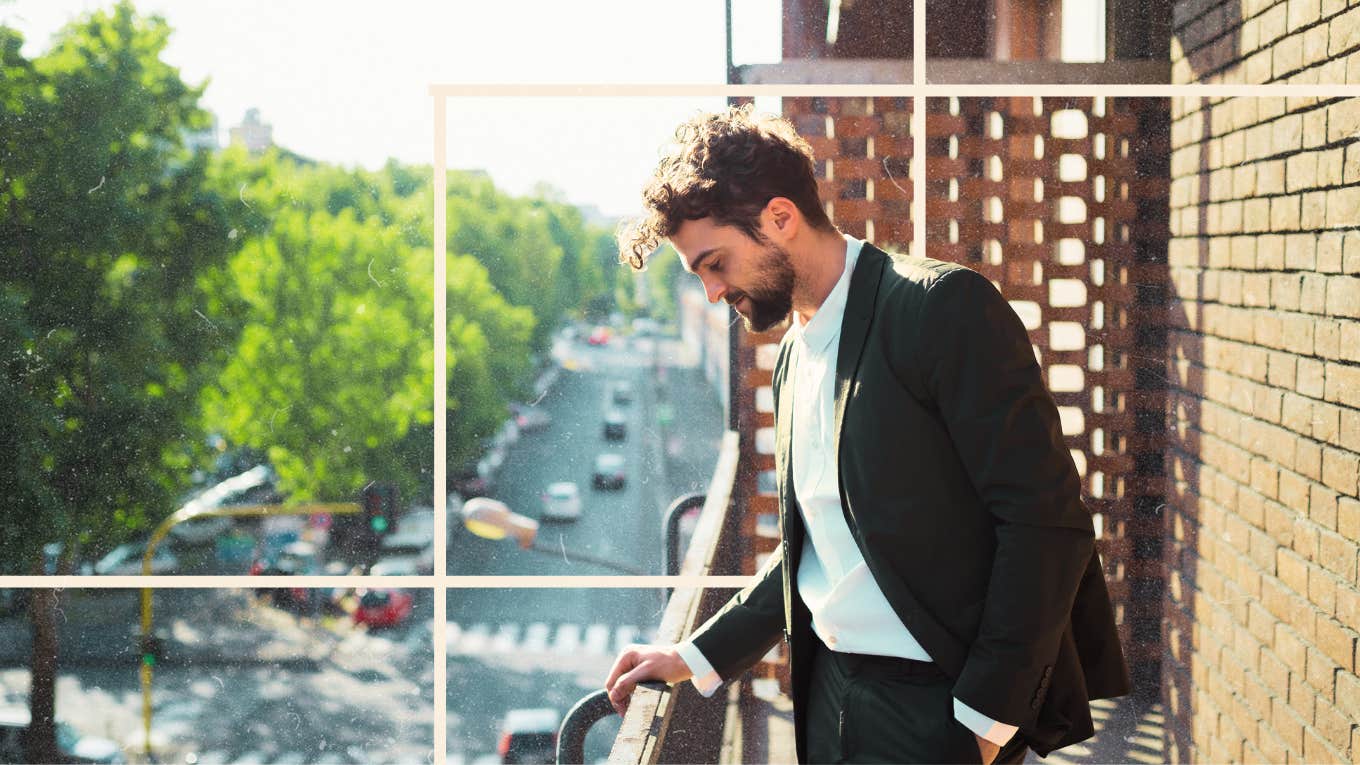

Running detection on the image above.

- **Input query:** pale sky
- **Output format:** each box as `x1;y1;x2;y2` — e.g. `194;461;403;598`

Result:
2;0;782;216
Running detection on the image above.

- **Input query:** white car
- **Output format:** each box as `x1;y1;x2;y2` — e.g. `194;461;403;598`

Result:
540;482;582;521
169;465;277;544
93;541;178;576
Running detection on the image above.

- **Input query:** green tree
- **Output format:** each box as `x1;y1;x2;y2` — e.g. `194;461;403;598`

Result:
199;194;434;502
447;253;534;471
642;243;681;325
0;6;234;760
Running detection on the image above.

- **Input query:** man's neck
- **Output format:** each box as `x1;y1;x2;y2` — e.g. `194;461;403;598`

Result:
791;229;850;324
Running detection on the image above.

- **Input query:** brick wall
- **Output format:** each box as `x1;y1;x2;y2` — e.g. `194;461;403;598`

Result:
1167;3;1360;762
1174;0;1360;84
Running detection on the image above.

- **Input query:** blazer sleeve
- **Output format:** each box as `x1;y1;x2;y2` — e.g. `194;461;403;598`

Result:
686;547;786;681
918;267;1096;728
686;331;796;680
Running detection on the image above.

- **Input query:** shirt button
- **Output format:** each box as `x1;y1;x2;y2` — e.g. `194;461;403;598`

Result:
827;634;838;647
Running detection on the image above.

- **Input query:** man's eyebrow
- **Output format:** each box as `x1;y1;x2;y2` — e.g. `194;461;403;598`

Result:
685;247;722;273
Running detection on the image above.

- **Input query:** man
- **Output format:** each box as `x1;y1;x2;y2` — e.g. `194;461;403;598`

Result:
605;105;1129;764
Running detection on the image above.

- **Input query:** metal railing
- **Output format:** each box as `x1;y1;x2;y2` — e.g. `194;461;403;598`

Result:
604;431;748;764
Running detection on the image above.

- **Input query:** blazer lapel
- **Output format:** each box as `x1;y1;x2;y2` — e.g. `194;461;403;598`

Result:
833;245;888;463
774;333;802;572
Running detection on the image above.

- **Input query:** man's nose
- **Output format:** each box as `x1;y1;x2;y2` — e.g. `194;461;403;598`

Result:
700;276;727;304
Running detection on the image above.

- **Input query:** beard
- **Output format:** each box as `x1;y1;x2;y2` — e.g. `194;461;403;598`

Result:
727;243;795;333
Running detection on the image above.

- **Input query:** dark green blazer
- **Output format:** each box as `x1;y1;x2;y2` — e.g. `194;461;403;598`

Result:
689;244;1130;761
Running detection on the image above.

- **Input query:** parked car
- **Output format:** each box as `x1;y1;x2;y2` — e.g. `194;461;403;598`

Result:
586;326;611;346
511;404;552;433
592;453;627;490
353;588;413;630
169;464;278;545
610;380;634;405
602;409;627;441
540;482;582;521
249;540;322;611
0;707;125;764
372;526;434;576
250;540;320;577
632;317;661;337
93;541;178;576
452;464;492;497
496;707;560;764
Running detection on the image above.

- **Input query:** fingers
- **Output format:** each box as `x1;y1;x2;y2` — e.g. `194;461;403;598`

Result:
605;645;640;693
607;644;669;714
609;664;652;714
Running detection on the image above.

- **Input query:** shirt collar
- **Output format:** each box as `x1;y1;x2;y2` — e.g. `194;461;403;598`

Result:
794;234;864;355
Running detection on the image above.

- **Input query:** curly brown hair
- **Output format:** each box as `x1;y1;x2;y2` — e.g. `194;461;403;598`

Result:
617;105;835;270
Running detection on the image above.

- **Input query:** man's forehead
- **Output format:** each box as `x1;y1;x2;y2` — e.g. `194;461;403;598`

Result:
671;219;734;271
676;245;723;274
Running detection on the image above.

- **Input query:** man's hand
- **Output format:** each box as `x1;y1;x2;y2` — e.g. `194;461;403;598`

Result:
604;644;693;714
975;733;1000;765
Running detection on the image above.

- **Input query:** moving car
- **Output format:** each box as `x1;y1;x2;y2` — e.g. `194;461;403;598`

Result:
610;380;634;405
353;588;414;630
602;410;627;441
592;453;626;490
496;707;560;764
540;482;582;521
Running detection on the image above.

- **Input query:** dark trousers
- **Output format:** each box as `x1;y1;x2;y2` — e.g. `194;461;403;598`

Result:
806;643;1030;764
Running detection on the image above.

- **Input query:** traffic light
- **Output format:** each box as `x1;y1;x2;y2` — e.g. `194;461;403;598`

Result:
139;635;163;667
361;482;398;535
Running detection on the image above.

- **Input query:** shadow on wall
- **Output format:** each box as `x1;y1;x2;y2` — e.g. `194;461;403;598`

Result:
1161;5;1250;762
1175;1;1245;80
1158;85;1231;761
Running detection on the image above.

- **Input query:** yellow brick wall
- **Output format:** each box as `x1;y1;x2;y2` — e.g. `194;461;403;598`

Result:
1167;3;1360;760
1173;0;1360;84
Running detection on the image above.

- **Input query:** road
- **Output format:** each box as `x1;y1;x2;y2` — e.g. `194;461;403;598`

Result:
0;588;435;764
447;332;724;617
446;331;725;762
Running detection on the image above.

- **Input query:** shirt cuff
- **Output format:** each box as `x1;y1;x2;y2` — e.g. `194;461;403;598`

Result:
953;698;1018;747
675;641;723;697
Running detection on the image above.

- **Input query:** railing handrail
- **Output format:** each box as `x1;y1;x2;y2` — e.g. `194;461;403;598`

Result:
607;430;741;764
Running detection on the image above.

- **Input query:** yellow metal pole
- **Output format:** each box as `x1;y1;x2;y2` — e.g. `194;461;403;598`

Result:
138;501;359;760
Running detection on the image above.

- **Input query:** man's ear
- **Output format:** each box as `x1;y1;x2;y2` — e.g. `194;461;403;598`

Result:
762;197;801;243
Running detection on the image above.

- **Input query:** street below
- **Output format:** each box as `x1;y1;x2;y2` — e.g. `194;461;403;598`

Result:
447;331;724;762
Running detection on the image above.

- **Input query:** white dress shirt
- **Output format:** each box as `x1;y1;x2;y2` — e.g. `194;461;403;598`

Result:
676;235;1017;747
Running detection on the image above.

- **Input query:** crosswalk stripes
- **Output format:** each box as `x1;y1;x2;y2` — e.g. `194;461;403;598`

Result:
584;623;611;654
523;621;551;652
446;622;655;656
492;623;519;652
554;623;582;654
